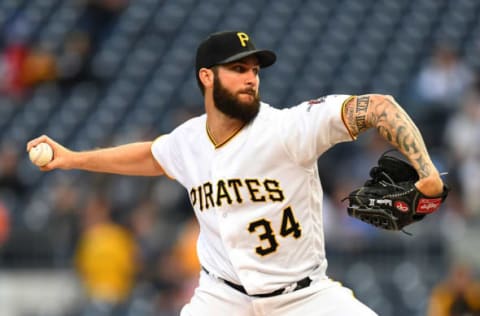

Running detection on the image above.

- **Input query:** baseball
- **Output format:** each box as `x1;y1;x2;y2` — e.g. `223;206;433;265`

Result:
29;142;53;167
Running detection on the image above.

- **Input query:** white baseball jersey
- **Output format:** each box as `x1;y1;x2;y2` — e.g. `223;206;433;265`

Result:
151;95;354;295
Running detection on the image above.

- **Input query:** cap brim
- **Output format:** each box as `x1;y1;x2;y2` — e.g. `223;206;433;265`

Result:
219;49;276;68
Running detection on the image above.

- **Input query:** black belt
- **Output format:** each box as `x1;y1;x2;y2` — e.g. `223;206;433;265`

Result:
202;266;312;298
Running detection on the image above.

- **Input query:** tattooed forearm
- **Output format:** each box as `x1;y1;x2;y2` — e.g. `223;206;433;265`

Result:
343;94;435;178
368;95;433;179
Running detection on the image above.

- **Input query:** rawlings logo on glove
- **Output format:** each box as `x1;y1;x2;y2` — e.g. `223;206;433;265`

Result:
416;198;442;213
343;151;449;231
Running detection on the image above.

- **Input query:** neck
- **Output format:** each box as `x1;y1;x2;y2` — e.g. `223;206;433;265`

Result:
206;111;245;147
205;98;245;147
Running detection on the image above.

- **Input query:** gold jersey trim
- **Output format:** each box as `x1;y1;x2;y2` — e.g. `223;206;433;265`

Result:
206;123;245;149
340;95;357;140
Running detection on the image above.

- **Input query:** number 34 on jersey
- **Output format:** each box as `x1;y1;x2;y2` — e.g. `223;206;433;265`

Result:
190;177;303;257
248;206;302;256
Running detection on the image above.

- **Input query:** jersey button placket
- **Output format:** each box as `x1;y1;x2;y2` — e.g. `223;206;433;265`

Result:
211;153;226;219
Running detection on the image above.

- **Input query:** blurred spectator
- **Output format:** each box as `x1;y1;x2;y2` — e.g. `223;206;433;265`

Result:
411;44;474;148
0;201;10;246
47;182;82;266
427;262;480;316
75;193;138;316
0;42;56;98
0;144;28;213
170;216;200;306
171;217;200;278
0;10;57;97
0;42;57;97
414;44;473;110
130;199;161;269
0;12;31;98
20;45;57;87
444;83;480;217
0;40;29;97
77;0;128;52
143;214;199;316
55;31;94;89
442;80;480;271
125;193;198;316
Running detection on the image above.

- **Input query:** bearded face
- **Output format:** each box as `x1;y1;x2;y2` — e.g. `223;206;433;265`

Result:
212;69;260;124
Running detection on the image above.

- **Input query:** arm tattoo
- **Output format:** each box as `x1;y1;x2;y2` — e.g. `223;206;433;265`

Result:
343;96;371;136
369;97;432;179
355;96;369;132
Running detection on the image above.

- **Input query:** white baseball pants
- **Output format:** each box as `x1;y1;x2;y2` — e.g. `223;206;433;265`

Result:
180;270;378;316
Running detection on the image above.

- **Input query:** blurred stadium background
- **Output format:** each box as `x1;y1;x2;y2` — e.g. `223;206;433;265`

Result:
0;0;480;315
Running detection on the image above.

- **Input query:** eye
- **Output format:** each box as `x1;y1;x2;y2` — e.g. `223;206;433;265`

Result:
229;64;260;75
233;65;247;73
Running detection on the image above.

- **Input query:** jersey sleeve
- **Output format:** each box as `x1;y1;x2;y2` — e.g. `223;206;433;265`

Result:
279;94;354;165
151;131;182;181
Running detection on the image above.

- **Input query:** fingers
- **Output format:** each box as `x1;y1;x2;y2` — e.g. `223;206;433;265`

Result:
26;134;55;152
39;164;54;172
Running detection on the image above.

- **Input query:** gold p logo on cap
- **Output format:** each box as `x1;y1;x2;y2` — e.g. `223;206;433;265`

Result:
236;32;249;47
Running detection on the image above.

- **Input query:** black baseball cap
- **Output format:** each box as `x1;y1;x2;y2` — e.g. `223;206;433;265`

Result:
195;31;276;76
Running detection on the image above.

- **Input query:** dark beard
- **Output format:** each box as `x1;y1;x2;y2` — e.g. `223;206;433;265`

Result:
213;76;260;124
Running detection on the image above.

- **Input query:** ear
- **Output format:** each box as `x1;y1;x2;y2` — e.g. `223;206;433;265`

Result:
199;68;214;89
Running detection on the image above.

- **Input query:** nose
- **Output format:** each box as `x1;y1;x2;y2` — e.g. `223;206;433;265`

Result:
245;69;258;86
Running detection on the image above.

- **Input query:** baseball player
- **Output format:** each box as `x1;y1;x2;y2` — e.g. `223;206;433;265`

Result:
27;31;445;315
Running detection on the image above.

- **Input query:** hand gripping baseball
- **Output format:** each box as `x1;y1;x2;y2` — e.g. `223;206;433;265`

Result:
27;135;73;171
